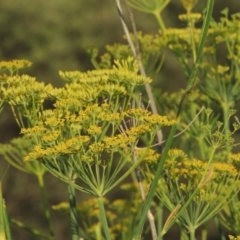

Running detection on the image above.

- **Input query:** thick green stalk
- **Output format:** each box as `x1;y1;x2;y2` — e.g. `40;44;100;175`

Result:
201;224;207;240
189;227;196;240
37;174;54;237
0;167;11;240
156;206;163;240
214;216;226;240
68;182;79;240
3;204;11;240
0;182;7;240
97;197;111;240
134;123;178;239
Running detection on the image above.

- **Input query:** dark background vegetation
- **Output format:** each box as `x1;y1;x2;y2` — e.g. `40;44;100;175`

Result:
0;0;240;239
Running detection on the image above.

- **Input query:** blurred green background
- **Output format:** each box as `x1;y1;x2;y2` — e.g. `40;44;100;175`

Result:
0;0;240;239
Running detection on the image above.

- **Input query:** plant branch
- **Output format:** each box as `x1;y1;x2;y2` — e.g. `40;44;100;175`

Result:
115;0;163;144
68;181;79;240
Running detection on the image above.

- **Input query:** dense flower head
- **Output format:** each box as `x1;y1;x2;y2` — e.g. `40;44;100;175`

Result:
143;149;239;194
0;136;47;176
105;44;131;61
2;76;53;106
21;100;175;192
54;83;101;110
56;59;153;115
0;59;32;74
59;57;151;89
178;13;202;23
141;148;240;231
164;28;201;53
228;153;240;171
126;108;176;127
96;32;166;70
136;148;160;163
1;57;175;196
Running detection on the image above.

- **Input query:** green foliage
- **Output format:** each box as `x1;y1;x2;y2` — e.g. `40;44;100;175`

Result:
1;1;240;240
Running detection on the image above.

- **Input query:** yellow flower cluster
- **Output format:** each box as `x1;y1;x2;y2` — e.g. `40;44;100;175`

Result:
59;57;151;89
179;13;202;22
127;108;176;128
228;152;240;170
180;0;198;13
127;108;151;119
24;135;90;161
136;148;160;163
87;125;102;136
105;33;165;67
0;59;32;73
143;148;238;196
42;130;61;143
2;75;54;107
168;156;237;186
228;153;240;162
22;100;175;165
103;134;136;152
1;57;176;195
105;44;131;62
229;236;240;240
165;28;201;53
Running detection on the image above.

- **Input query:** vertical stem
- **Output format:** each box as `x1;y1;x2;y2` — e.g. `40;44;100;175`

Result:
0;182;7;240
97;197;111;240
222;102;229;133
134;123;178;239
3;203;12;240
214;216;226;240
37;174;54;237
197;137;206;160
222;103;231;152
133;148;158;240
189;227;196;240
116;0;163;144
0;167;11;240
201;224;207;240
180;228;189;240
153;12;166;32
156;205;163;240
68;182;79;240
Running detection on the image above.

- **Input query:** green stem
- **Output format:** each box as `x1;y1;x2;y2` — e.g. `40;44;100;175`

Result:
198;136;206;160
156;205;163;240
0;167;11;240
189;227;196;240
3;202;12;240
201;224;207;240
153;12;166;32
134;123;178;239
68;182;79;240
97;197;111;240
10;218;54;240
214;216;226;240
222;103;231;152
37;174;54;237
180;228;189;240
0;182;7;240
